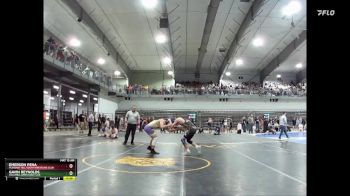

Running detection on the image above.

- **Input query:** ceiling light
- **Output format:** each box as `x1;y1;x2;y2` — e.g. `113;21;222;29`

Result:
225;72;231;76
78;103;82;106
296;63;303;68
53;85;59;90
93;97;98;101
69;38;81;47
69;90;76;94
82;94;88;98
155;33;167;43
162;57;171;64
80;100;84;103
61;100;65;102
282;1;302;16
141;0;158;9
69;97;74;101
168;71;173;75
56;94;62;97
236;59;243;66
97;58;105;65
114;71;121;76
63;103;65;106
277;74;281;78
50;97;54;100
252;37;264;47
43;91;48;94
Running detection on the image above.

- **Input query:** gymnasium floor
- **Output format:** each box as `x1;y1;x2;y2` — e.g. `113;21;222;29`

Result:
44;130;306;196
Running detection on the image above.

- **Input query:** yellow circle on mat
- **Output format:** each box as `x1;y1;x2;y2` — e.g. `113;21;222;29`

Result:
82;153;211;174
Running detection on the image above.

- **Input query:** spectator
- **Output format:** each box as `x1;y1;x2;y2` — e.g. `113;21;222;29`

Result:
54;114;59;130
248;114;254;134
88;112;94;136
97;114;102;132
115;115;120;130
78;113;85;134
278;112;289;140
207;117;213;134
242;117;247;133
74;114;80;131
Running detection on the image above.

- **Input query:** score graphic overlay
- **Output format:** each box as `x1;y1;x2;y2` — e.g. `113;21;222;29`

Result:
4;158;77;181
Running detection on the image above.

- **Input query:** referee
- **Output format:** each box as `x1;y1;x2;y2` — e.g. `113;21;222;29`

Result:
123;106;140;145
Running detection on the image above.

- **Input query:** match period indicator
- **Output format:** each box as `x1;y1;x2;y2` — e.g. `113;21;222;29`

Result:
4;158;77;181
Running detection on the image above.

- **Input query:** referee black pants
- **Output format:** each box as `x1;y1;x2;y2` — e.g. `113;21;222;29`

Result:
124;124;137;144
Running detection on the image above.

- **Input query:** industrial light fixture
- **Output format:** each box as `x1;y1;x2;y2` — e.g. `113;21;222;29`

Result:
69;90;76;94
162;57;171;64
296;63;302;68
43;91;48;94
69;97;74;101
69;38;81;47
236;59;243;66
277;74;281;78
93;97;98;101
141;0;158;9
168;71;173;75
97;58;105;65
80;100;84;103
252;37;264;47
78;103;82;106
63;103;66;106
50;97;54;100
82;94;88;98
155;33;167;43
225;72;231;76
282;1;302;16
114;71;121;76
53;85;59;90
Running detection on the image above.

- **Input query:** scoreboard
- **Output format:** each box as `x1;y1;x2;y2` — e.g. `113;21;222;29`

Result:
4;158;77;181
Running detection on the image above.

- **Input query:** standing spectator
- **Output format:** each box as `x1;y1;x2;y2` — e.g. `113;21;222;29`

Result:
248;114;254;134
278;112;289;140
88;112;94;136
97;114;102;132
259;117;264;132
78;113;85;134
123;106;140;145
101;114;106;129
54;114;59;130
242;117;247;133
301;118;306;126
255;117;260;133
207;117;213;134
115;115;120;130
74;114;80;131
56;45;65;62
292;117;297;129
139;116;144;132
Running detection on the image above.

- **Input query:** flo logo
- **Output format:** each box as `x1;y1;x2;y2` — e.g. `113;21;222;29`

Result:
317;10;335;16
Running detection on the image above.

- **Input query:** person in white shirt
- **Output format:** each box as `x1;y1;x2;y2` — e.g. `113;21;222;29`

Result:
298;123;304;132
123;106;140;145
105;120;118;139
88;113;94;136
237;122;242;134
278;112;289;140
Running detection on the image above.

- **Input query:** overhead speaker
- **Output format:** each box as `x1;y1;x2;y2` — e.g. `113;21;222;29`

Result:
160;17;169;28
